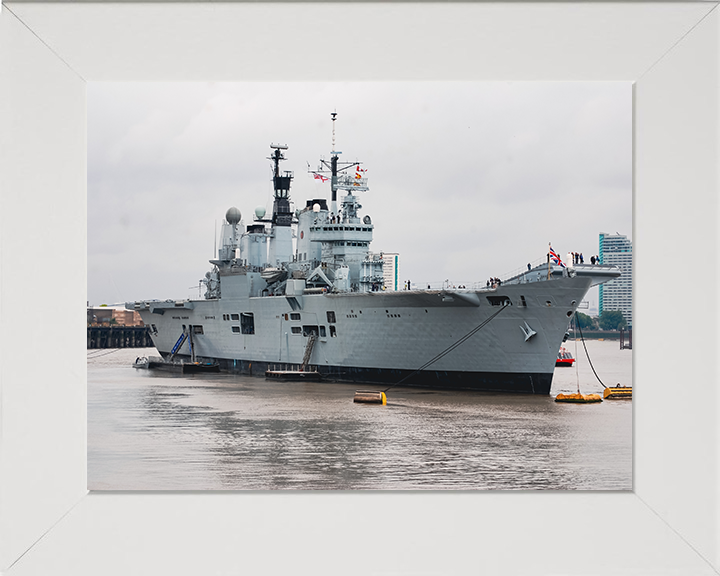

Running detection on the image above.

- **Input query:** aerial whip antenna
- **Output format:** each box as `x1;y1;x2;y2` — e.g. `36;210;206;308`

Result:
331;110;337;153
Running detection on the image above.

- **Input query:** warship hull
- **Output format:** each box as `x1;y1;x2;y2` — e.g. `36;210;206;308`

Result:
133;275;592;394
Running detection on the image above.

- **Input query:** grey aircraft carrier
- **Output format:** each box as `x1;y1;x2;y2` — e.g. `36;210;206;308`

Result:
128;116;620;394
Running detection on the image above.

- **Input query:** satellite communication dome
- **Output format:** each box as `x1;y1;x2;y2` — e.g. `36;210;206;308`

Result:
313;203;321;213
225;207;242;225
255;206;267;219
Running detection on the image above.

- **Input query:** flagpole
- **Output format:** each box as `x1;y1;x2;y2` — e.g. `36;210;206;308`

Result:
547;242;551;280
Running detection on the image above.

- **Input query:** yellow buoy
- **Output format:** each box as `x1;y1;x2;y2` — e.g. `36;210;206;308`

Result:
603;385;632;400
353;390;387;405
555;392;603;403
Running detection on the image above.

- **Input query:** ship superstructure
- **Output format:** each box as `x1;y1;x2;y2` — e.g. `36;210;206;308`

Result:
129;115;620;394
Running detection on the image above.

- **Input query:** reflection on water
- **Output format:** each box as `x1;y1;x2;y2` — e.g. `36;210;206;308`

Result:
88;340;632;490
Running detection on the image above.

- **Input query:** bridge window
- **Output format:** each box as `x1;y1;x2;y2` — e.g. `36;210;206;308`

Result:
329;326;337;337
290;313;301;321
231;313;239;321
291;326;302;334
327;311;336;323
319;326;327;337
232;326;240;334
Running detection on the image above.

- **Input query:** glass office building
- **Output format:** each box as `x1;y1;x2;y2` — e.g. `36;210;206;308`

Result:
599;232;633;327
382;253;400;291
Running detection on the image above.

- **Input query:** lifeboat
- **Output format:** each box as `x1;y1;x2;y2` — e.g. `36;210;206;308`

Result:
261;267;285;283
556;347;575;367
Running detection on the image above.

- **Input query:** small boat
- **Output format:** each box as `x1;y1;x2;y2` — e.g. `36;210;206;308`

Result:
133;356;151;369
556;347;575;367
133;355;219;373
133;355;181;372
181;361;220;373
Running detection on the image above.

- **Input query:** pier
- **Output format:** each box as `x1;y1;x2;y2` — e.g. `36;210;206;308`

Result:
87;326;152;349
568;329;630;341
619;327;632;350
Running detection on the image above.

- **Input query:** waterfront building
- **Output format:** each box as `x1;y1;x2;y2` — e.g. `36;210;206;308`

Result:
88;306;144;326
598;232;633;326
382;252;400;291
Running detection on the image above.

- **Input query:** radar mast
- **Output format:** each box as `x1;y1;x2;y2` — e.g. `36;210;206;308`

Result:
309;112;368;215
269;144;293;227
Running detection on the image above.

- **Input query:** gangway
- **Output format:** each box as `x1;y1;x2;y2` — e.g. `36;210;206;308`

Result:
302;333;317;371
168;331;188;361
265;333;322;381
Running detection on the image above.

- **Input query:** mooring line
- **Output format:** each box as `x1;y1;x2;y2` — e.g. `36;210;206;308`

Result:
86;348;123;359
574;318;607;389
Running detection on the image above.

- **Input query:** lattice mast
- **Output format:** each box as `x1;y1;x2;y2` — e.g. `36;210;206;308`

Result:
311;112;368;216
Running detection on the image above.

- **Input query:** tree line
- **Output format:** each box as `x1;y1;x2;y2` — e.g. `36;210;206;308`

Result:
573;311;627;331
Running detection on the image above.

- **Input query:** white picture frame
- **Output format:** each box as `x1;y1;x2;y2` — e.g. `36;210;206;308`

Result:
1;2;718;574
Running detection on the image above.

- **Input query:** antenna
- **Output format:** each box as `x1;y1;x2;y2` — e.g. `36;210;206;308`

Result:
331;111;337;153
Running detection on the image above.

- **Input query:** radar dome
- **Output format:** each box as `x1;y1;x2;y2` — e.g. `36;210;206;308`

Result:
313;203;321;213
225;207;242;225
255;206;267;219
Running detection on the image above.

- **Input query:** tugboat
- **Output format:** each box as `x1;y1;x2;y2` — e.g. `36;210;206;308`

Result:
127;114;620;394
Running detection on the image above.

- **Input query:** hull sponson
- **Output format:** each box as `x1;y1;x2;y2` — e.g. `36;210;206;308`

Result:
137;276;592;395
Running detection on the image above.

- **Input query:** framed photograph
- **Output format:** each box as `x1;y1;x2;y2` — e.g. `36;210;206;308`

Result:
1;2;718;574
86;79;633;492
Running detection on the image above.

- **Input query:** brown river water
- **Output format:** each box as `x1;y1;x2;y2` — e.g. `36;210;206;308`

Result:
88;339;632;490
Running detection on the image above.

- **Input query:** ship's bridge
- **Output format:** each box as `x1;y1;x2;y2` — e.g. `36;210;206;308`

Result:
309;224;373;243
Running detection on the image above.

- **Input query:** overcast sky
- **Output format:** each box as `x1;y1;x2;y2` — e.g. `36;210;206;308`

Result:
88;82;631;311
